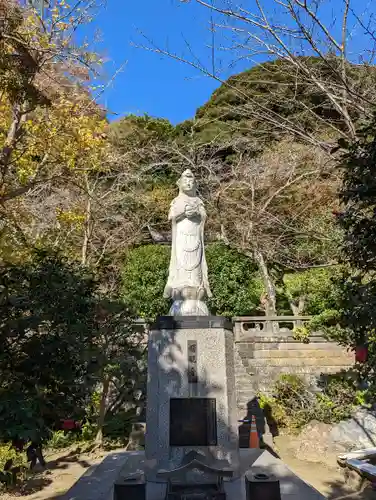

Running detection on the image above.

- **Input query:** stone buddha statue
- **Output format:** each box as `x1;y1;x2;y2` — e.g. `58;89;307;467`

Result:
163;169;212;315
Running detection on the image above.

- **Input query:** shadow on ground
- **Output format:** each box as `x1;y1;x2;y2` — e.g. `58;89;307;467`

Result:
238;397;280;459
324;477;375;499
4;448;94;497
45;449;92;470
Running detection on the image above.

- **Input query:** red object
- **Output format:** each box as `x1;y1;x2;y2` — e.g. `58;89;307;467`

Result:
249;415;260;449
61;419;80;430
355;345;368;363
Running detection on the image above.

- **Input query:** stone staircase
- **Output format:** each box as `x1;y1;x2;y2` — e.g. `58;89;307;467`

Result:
234;343;275;448
234;342;256;420
238;341;354;395
233;337;353;450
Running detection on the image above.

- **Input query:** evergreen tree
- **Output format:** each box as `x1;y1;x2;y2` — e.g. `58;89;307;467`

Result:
318;116;376;381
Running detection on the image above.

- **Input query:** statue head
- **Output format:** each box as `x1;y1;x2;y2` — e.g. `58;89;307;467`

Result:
177;169;196;195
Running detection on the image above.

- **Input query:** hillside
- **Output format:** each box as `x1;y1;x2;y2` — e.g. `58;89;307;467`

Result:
176;57;376;149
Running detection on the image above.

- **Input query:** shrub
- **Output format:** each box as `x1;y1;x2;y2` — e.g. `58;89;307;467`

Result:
315;372;368;423
81;422;97;441
0;444;26;488
292;325;311;343
0;444;25;470
47;430;79;450
272;374;315;430
259;372;364;432
103;411;133;440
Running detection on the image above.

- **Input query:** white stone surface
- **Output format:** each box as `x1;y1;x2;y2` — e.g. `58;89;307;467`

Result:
62;449;325;500
330;408;376;450
163;169;211;316
60;451;133;500
145;325;240;481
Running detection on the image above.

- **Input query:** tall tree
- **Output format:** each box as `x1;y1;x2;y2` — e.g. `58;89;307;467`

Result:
92;299;145;445
0;252;97;441
0;0;108;263
170;0;376;147
328;115;376;380
141;0;376;313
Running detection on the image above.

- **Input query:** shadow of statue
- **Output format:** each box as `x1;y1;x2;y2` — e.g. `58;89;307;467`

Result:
238;397;280;458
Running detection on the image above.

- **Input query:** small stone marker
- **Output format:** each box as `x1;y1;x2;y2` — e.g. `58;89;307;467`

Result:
245;467;281;500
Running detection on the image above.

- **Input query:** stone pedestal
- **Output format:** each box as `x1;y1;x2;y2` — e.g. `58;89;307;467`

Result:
145;316;240;484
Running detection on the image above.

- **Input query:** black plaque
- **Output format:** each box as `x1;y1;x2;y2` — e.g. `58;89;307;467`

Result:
187;340;198;384
169;398;217;446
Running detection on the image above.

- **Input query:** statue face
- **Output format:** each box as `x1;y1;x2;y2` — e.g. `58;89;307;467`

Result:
179;173;196;194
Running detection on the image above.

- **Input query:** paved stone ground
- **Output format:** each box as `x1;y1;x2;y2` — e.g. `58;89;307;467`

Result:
3;445;372;500
229;449;325;500
113;449;326;500
59;451;139;500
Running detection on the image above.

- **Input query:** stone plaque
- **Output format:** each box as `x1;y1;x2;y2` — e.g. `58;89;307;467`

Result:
188;340;198;384
169;398;217;446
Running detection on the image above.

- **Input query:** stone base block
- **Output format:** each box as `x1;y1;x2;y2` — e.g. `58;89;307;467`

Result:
145;316;240;481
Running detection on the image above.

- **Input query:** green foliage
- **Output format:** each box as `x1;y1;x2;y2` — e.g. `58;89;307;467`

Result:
109;114;176;172
206;243;263;316
194;57;373;144
121;245;170;319
0;251;97;442
81;421;97;441
121;243;263;319
0;249;142;446
0;444;25;471
46;421;97;448
259;372;364;431
292;326;310;343
340;116;376;271
313;116;376;382
258;393;289;429
0;443;26;488
103;411;133;440
47;431;79;450
283;267;343;315
314;373;363;423
259;374;313;431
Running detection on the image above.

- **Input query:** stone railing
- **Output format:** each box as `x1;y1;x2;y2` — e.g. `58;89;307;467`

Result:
134;315;315;342
233;315;312;342
232;315;354;399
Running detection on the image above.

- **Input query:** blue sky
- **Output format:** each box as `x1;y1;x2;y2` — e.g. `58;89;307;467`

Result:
86;0;376;125
87;0;250;124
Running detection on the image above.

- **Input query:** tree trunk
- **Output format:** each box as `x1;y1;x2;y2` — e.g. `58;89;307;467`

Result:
0;103;27;185
95;376;110;446
253;249;279;333
81;175;92;265
289;296;306;328
289;296;305;316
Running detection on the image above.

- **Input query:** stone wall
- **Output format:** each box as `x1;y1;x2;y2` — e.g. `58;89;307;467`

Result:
136;316;354;422
233;317;354;420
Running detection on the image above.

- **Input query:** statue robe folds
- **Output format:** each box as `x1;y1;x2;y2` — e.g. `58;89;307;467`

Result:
164;194;211;314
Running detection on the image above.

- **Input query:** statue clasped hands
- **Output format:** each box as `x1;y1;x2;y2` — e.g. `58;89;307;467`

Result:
184;202;199;218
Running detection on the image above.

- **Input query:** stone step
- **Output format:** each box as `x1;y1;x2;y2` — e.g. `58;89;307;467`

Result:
251;348;353;359
235;375;254;384
237;387;257;396
244;356;353;367
248;341;346;349
237;400;256;406
237;401;258;409
237;398;257;407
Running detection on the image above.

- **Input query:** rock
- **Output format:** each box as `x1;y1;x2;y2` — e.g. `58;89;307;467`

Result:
295;421;342;464
126;423;145;451
330;408;376;450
